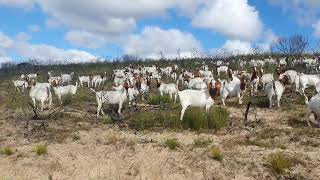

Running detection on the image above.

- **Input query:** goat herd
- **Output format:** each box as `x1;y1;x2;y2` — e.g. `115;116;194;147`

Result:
11;57;320;127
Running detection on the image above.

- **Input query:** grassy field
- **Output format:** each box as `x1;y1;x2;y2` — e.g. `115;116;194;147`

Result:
1;57;320;179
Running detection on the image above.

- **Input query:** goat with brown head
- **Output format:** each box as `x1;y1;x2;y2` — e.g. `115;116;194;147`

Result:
251;67;258;81
208;80;221;100
240;75;247;91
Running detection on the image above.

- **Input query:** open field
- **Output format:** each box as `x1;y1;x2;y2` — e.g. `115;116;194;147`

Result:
1;60;320;180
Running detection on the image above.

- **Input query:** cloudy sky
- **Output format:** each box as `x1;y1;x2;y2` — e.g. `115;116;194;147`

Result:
0;0;320;64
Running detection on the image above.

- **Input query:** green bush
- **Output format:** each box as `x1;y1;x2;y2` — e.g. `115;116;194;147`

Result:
102;116;113;124
267;152;293;174
207;107;230;130
210;148;223;161
182;107;229;131
129;111;180;130
32;144;48;156
147;95;172;105
62;94;73;106
164;138;180;150
183;108;209;131
0;147;14;155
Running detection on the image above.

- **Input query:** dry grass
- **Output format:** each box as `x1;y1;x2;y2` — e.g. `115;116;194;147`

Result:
209;147;223;161
32;144;48;156
0;147;14;156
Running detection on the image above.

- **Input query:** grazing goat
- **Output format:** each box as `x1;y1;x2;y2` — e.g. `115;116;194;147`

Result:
29;82;52;111
304;93;320;127
264;75;290;108
12;80;28;92
156;78;178;102
278;70;299;92
187;77;207;90
53;82;78;105
260;73;274;90
60;72;74;84
90;87;128;117
299;73;320;102
178;80;221;120
217;66;228;75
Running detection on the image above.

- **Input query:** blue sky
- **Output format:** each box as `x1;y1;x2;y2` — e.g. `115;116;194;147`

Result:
0;0;320;64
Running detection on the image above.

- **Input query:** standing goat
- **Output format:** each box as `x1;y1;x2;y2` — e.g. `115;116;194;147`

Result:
156;78;178;102
78;75;92;87
298;73;320;102
264;75;290;108
304;93;320;127
60;72;74;85
220;70;247;106
90;86;128;117
13;80;28;92
53;82;78;105
177;80;221;120
28;82;52;111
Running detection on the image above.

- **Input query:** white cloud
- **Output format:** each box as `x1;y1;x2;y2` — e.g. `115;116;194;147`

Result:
270;0;320;26
313;20;320;38
0;0;35;9
221;40;253;55
256;29;278;52
28;24;40;32
124;26;202;59
65;30;107;49
0;31;97;64
0;32;14;49
192;0;263;41
15;32;31;42
13;42;97;64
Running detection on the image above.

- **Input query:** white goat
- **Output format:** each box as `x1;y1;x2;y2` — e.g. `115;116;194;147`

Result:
90;88;127;117
299;73;320;100
27;73;38;80
53;82;78;104
220;74;247;106
60;72;74;84
264;76;289;108
217;66;228;75
260;73;274;90
78;76;91;87
304;93;320;127
178;81;221;120
29;83;52;111
156;78;178;102
12;80;28;92
171;72;177;81
278;70;299;92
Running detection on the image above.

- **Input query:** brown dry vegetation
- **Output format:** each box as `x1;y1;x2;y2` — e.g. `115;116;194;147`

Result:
1;64;320;180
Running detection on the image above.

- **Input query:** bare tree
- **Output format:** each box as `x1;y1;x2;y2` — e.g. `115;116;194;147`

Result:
273;34;309;55
311;40;320;56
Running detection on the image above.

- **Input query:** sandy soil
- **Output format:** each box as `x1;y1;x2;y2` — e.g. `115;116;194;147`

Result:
1;104;320;180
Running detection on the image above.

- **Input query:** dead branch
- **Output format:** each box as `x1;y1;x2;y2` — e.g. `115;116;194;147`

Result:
243;102;252;126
